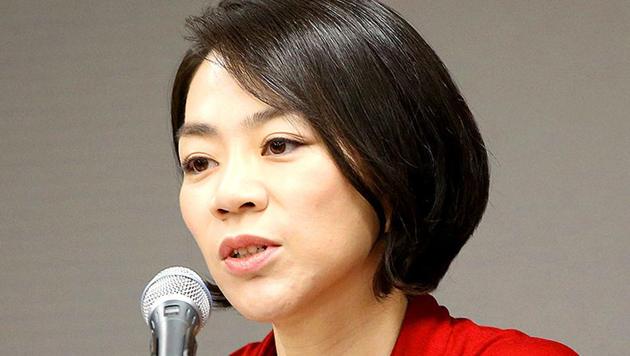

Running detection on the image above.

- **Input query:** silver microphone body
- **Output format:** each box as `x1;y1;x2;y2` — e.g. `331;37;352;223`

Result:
141;267;212;356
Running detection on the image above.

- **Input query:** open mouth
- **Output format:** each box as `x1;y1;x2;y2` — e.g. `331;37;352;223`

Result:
221;236;281;275
219;234;280;263
230;245;268;259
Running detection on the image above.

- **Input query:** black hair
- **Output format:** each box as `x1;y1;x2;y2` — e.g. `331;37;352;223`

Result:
171;0;489;307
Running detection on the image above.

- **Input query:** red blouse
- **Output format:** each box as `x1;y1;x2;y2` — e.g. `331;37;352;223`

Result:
230;295;577;355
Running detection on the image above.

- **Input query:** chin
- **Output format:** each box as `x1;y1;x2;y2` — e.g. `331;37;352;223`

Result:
231;295;297;323
235;304;282;322
223;281;302;323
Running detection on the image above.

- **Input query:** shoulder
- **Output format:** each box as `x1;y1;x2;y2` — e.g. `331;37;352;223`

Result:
392;295;577;356
447;317;577;355
481;334;577;355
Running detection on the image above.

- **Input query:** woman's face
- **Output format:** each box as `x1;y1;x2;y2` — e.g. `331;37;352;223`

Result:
179;56;381;322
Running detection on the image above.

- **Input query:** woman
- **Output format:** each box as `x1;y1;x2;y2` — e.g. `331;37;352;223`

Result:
170;0;577;354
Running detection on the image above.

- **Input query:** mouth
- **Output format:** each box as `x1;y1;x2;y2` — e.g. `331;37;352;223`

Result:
219;234;280;260
219;235;281;276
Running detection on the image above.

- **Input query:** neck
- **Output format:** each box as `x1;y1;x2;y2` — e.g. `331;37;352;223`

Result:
271;284;407;356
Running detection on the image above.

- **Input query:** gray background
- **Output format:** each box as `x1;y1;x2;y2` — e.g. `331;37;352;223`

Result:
1;0;628;355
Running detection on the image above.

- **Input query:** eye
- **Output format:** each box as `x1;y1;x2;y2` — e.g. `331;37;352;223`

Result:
261;137;303;156
181;156;217;175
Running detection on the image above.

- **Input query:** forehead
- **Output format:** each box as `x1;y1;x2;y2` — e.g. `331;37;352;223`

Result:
182;56;314;138
185;56;269;124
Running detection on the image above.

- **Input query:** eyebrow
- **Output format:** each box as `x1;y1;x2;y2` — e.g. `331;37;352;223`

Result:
176;107;287;140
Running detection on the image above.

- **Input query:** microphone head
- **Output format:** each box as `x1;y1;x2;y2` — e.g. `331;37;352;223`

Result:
140;266;212;327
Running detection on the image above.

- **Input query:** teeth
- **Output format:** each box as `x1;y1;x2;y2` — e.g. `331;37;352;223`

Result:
231;246;267;258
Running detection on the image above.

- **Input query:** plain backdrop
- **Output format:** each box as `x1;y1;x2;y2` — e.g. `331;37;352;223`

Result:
1;1;628;355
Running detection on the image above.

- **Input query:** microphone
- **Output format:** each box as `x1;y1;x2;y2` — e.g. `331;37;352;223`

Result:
140;266;212;356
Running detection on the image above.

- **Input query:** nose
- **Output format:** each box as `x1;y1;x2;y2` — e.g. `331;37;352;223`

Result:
209;158;268;220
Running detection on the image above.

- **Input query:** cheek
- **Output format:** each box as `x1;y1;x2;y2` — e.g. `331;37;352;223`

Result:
278;154;348;210
180;185;226;279
281;158;379;260
179;186;198;234
179;186;212;250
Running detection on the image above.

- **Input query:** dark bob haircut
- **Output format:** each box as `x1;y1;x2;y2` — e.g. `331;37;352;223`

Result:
171;0;489;307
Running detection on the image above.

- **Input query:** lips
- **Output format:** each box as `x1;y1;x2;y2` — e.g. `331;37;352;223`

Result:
219;235;280;260
219;235;282;276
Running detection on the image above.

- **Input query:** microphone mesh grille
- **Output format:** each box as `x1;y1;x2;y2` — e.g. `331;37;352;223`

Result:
140;266;212;326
